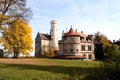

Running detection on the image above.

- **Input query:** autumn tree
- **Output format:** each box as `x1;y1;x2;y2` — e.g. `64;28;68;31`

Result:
42;46;55;58
94;32;112;59
1;20;33;58
94;32;112;48
0;0;32;58
47;49;55;57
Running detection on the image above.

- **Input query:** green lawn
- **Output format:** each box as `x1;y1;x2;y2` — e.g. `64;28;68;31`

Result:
0;58;100;80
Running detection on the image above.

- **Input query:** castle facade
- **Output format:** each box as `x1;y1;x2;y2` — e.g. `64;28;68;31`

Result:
35;20;95;60
35;20;58;57
57;28;95;60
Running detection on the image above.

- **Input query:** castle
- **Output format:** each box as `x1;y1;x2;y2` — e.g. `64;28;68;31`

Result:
35;20;95;60
35;20;58;57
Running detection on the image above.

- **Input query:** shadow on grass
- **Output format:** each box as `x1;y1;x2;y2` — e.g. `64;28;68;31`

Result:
1;63;98;80
1;63;120;80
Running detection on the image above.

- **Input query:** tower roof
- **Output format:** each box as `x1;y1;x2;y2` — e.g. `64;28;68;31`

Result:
64;28;79;36
63;28;86;39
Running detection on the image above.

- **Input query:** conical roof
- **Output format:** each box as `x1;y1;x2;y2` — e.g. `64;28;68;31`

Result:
63;28;86;39
64;28;79;36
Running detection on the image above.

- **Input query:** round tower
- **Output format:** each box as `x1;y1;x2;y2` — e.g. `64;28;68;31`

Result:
50;20;58;50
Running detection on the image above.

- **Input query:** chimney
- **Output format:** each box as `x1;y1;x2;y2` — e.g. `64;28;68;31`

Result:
75;29;77;32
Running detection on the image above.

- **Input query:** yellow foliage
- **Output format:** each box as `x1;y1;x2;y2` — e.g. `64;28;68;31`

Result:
0;14;6;20
100;37;112;48
45;49;55;57
94;32;112;48
2;19;33;57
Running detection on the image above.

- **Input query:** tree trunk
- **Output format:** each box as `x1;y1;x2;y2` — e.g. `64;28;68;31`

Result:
13;49;19;58
13;53;19;58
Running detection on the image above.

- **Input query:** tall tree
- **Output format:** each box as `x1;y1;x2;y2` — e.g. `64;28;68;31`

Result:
94;32;112;59
0;0;32;58
0;0;31;29
1;20;33;58
94;32;112;49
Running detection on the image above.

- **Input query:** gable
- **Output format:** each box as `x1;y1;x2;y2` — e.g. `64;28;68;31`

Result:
35;32;41;44
35;32;51;44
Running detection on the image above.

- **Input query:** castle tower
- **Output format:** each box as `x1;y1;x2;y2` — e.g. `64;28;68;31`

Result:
50;20;58;50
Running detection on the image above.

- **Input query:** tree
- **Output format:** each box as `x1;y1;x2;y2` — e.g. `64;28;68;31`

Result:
99;45;120;80
1;20;33;58
0;0;32;58
94;32;112;49
94;43;104;60
0;49;4;58
47;49;55;57
106;45;120;61
94;32;112;59
0;0;31;30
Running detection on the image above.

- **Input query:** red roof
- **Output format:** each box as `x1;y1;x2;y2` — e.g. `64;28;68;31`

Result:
63;28;86;38
64;28;79;36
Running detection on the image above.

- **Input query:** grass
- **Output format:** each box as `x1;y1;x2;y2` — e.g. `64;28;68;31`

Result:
0;58;101;80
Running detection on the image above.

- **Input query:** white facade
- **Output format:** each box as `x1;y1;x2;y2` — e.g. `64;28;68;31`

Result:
50;20;58;50
41;40;50;53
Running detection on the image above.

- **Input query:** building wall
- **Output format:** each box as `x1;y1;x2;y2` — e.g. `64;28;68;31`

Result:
35;39;50;57
41;40;50;53
35;34;42;57
59;36;95;60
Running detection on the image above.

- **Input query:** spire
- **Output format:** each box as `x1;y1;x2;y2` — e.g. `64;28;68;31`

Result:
69;28;75;34
62;30;64;37
66;28;68;32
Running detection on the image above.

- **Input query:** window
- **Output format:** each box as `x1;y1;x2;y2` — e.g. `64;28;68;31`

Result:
80;37;84;40
64;37;67;40
76;49;78;51
65;50;67;52
70;49;73;52
88;45;92;51
81;45;85;51
88;54;93;59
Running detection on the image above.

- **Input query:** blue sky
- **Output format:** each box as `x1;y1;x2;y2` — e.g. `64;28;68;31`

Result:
27;0;120;55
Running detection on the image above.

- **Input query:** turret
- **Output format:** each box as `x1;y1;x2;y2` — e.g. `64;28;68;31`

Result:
50;20;58;50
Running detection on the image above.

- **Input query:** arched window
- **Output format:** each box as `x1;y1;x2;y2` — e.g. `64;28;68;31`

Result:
88;45;92;51
81;45;85;51
88;54;93;59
